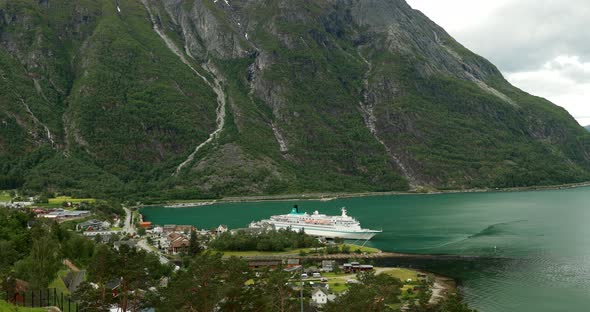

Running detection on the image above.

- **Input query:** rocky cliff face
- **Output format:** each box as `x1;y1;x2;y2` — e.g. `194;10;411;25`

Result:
1;0;589;197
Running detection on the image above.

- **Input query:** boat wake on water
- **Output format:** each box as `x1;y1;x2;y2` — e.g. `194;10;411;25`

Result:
403;220;530;255
468;220;528;238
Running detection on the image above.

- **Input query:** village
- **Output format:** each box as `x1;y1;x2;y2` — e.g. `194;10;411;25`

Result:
0;194;453;311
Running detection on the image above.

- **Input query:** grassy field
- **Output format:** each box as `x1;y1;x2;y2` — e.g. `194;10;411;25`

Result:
218;243;380;258
0;191;12;202
381;268;420;282
33;196;96;209
0;300;46;312
316;267;422;294
342;244;380;254
322;272;356;293
217;247;320;257
49;270;71;295
48;196;95;205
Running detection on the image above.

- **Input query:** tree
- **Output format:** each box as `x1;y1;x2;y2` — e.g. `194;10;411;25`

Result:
81;245;168;312
15;235;61;289
159;252;226;312
437;294;477;312
325;271;402;312
113;246;165;312
86;244;117;306
73;282;112;312
258;268;298;312
218;257;259;312
159;253;260;312
340;244;351;254
137;227;146;236
188;230;201;256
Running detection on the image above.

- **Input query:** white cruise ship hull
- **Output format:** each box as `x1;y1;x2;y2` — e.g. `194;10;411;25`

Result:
271;223;380;240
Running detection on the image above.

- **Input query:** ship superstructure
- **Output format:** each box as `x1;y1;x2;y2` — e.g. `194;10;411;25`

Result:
249;205;381;240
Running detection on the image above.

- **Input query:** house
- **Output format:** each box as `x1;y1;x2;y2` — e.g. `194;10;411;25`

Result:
4;278;29;305
285;258;300;268
322;260;336;272
311;288;331;305
114;240;138;251
215;224;228;236
40;209;91;220
76;219;107;232
167;233;190;254
139;221;152;229
248;260;281;269
64;270;86;293
83;230;120;242
359;264;374;271
162;225;177;234
162;224;196;235
6;201;34;209
342;262;373;273
176;225;195;233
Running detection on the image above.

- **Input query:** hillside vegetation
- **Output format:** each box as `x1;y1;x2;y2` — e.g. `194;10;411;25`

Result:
1;0;590;200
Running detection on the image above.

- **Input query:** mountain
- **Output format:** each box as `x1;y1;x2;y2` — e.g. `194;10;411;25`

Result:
1;0;590;199
585;126;590;132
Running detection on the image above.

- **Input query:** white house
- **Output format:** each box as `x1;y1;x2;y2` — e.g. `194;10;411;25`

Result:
311;288;329;305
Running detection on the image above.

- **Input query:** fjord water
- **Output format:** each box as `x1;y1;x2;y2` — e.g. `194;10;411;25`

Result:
141;187;590;311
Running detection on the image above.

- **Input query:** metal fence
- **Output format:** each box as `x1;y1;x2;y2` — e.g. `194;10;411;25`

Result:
3;288;79;312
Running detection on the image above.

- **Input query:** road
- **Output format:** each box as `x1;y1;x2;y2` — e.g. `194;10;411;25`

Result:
123;207;135;235
137;239;170;264
124;207;169;264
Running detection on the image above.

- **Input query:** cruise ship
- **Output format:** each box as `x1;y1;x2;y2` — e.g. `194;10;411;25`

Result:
249;205;381;240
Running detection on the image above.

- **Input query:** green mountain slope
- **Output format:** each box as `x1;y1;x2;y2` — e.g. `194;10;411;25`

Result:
1;0;590;199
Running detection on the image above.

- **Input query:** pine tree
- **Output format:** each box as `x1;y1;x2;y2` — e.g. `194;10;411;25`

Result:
188;230;201;256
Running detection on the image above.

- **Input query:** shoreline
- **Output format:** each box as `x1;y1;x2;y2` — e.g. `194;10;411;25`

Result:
428;273;457;305
143;180;590;208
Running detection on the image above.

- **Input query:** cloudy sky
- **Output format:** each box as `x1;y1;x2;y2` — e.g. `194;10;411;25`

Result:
406;0;590;126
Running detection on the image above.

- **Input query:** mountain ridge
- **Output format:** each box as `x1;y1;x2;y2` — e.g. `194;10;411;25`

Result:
1;0;589;199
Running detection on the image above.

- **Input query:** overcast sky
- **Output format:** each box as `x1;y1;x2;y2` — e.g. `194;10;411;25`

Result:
406;0;590;126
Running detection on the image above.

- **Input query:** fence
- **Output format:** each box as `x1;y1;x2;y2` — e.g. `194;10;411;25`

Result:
3;288;79;312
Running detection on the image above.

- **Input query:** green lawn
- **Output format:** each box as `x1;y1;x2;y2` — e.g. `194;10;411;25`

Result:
49;196;95;205
0;300;46;312
0;191;12;202
216;247;320;257
48;270;70;295
342;243;381;254
380;268;419;283
33;196;96;208
320;267;422;294
217;244;380;258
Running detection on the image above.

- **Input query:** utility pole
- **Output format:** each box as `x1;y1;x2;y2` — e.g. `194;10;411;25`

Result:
300;265;304;312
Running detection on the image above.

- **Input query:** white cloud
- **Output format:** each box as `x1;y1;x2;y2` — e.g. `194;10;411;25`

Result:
406;0;510;33
406;0;590;126
506;56;590;126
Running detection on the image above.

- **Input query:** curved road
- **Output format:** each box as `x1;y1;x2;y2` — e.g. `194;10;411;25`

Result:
124;207;169;264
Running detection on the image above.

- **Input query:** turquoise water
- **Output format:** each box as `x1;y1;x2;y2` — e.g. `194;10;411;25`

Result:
141;187;590;311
